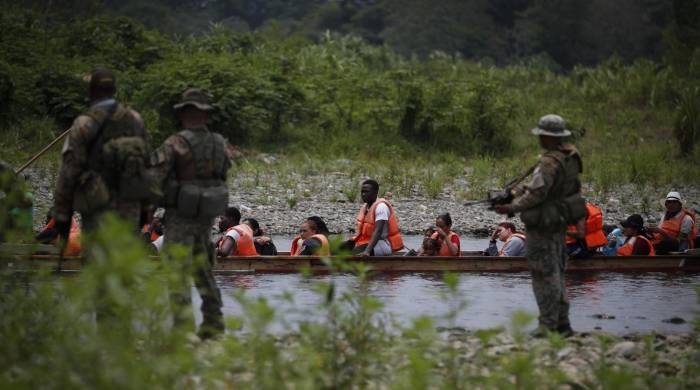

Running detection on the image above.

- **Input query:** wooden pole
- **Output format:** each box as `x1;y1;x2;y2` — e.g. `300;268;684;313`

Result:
14;127;71;175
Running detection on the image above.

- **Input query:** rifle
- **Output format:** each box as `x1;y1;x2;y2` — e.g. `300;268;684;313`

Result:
463;163;538;216
15;127;71;175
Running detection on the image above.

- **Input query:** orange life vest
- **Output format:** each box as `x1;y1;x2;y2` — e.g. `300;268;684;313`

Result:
220;224;258;256
565;203;607;249
45;217;81;256
656;208;697;248
617;235;655;256
354;198;404;252
141;224;161;242
430;231;460;256
499;233;526;256
292;234;330;256
290;235;302;256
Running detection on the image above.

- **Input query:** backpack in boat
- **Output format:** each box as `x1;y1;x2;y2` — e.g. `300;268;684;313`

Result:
73;103;161;214
168;129;229;221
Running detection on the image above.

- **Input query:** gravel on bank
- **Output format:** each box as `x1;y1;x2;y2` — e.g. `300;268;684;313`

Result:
24;162;700;237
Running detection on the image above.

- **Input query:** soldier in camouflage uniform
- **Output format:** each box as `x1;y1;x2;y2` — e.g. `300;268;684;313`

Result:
53;68;150;239
151;89;234;340
494;114;583;337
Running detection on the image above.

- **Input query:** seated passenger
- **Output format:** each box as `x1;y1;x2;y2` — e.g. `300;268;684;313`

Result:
216;207;258;257
565;202;607;259
419;237;440;256
35;208;81;256
291;218;330;256
649;191;696;254
602;227;624;256
617;214;655;256
142;208;164;243
345;179;404;256
429;213;460;256
484;222;526;257
243;217;278;255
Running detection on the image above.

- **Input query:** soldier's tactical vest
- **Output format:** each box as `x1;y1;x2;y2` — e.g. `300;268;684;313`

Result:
165;128;229;221
73;103;161;214
520;144;586;231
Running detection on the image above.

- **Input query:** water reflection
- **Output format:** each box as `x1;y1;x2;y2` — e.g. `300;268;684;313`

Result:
199;271;700;335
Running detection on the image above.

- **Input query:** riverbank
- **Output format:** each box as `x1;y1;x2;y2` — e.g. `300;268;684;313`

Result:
23;154;700;237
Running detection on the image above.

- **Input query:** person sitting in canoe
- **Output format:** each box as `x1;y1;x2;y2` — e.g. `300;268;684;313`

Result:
216;207;258;257
141;207;164;244
648;191;696;254
35;208;81;256
243;217;278;255
426;213;460;256
617;214;655;256
419;237;440;256
484;222;526;256
565;202;608;259
291;217;330;256
343;179;404;256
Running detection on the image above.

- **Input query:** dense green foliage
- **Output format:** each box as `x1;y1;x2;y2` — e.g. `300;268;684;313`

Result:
1;5;699;192
1;217;699;388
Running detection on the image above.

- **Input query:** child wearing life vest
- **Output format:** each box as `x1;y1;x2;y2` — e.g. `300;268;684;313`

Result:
429;213;461;256
617;214;655;256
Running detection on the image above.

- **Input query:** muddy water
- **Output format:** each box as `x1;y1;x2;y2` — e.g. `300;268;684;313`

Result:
192;235;700;335
194;271;700;335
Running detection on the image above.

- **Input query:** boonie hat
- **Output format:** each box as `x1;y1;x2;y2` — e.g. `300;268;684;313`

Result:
531;114;572;137
620;214;644;229
173;88;214;111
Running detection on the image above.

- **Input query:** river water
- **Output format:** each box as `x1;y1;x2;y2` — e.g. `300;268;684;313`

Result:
193;236;700;335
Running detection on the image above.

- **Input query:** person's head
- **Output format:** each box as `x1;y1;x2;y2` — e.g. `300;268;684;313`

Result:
436;213;452;231
663;191;683;213
620;214;644;237
243;218;261;236
306;216;330;236
422;238;439;256
219;206;241;231
361;179;379;204
299;221;314;240
174;88;214;129
88;67;116;102
531;114;570;150
495;221;516;242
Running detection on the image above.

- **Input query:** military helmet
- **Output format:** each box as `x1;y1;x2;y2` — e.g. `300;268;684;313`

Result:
173;88;214;111
531;114;571;137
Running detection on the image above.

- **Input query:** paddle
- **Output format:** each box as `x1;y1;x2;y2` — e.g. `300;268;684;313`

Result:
14;127;72;175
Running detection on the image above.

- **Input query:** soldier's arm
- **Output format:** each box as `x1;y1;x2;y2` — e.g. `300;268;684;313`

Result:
509;156;559;213
150;137;180;185
53;116;99;222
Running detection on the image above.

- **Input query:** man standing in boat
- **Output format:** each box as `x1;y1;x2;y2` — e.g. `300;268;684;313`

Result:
348;179;404;256
493;114;584;337
151;88;234;340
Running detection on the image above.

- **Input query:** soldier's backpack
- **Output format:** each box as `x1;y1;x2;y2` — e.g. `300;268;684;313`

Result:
166;129;229;221
73;103;162;214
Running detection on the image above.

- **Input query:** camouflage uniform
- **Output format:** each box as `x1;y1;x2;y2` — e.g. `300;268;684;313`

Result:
510;115;582;332
53;98;148;231
151;89;234;339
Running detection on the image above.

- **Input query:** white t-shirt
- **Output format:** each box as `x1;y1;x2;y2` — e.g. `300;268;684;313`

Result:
225;228;241;243
374;202;390;222
152;235;164;252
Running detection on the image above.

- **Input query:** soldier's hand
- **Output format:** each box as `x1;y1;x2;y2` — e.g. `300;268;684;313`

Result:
493;204;513;215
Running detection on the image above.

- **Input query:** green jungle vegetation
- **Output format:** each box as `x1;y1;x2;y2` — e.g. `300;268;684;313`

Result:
1;1;699;200
1;215;699;389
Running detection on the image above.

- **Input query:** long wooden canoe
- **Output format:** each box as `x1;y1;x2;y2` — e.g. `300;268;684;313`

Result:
1;244;699;273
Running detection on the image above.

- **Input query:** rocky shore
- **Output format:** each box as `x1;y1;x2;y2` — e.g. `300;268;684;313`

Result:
24;159;700;237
